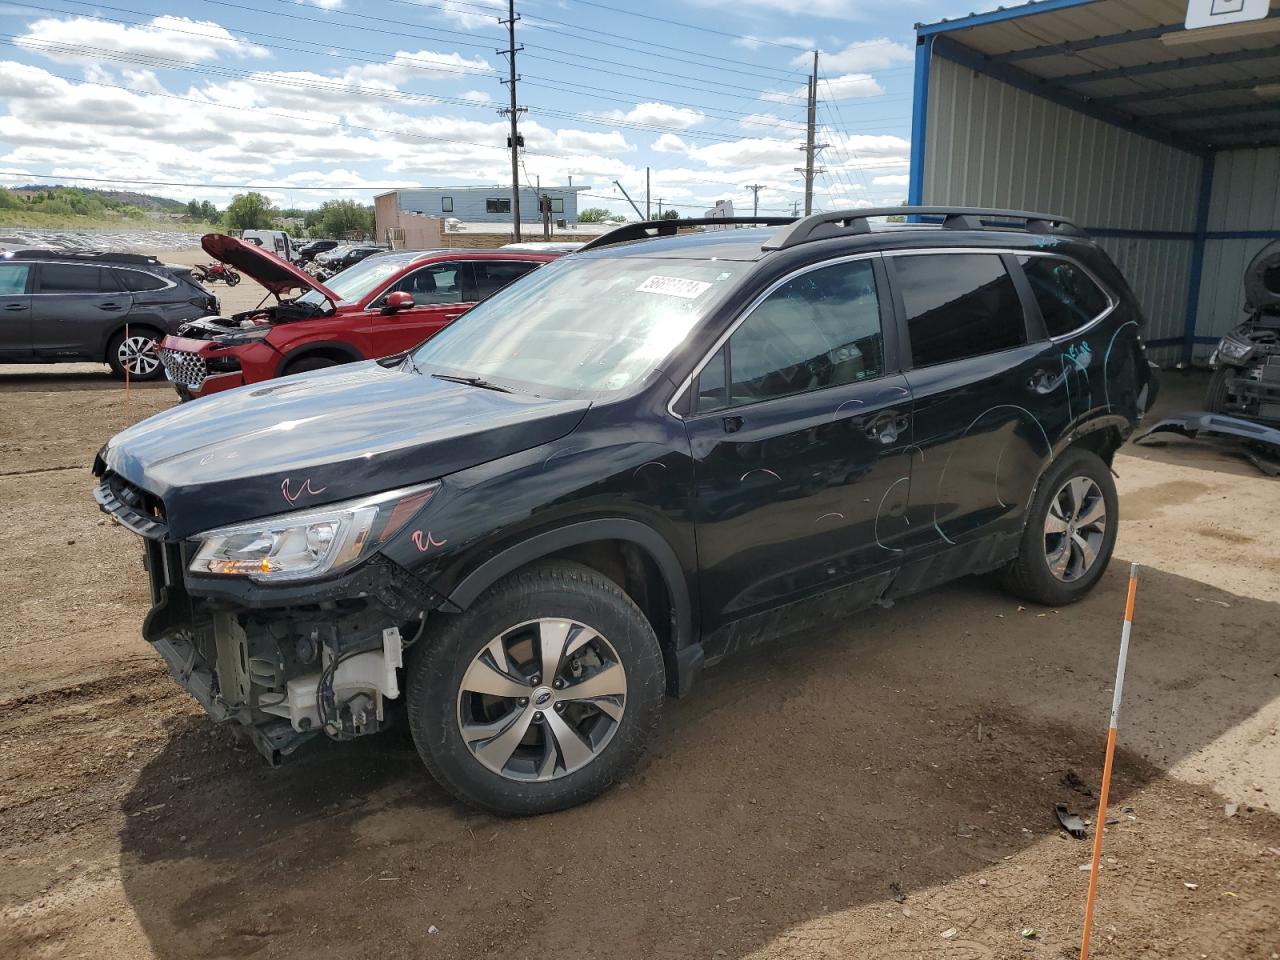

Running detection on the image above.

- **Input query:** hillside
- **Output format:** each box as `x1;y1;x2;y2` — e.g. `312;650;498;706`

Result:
6;185;186;212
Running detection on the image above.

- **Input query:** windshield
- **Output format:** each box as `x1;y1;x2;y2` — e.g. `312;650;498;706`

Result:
296;253;418;307
409;255;748;394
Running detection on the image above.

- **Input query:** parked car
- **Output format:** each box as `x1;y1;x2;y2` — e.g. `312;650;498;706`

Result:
312;243;384;274
157;234;556;400
0;250;217;379
296;239;339;263
240;229;296;262
94;208;1158;815
1206;239;1280;424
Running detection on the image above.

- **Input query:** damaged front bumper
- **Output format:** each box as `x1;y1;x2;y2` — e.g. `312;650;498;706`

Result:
135;532;437;764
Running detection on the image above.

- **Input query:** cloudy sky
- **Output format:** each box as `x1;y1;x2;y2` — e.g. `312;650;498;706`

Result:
0;0;988;216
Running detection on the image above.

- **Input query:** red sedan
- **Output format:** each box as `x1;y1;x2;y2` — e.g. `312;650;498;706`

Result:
159;234;557;400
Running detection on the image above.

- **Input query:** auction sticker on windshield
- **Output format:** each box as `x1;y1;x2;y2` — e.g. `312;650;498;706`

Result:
635;275;714;299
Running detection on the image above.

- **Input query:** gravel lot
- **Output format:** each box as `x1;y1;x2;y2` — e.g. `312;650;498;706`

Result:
1;251;1277;959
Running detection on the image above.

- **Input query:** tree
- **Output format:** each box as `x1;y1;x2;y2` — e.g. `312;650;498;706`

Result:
199;200;218;222
317;199;373;239
577;207;612;223
222;192;276;230
186;199;202;219
658;209;680;220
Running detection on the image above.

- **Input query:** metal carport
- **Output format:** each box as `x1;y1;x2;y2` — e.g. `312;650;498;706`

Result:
908;0;1280;366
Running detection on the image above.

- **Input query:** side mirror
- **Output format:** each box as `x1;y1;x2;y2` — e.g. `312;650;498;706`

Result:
382;291;414;314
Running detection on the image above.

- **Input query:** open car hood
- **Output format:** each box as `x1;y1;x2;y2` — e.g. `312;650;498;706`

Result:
201;233;341;302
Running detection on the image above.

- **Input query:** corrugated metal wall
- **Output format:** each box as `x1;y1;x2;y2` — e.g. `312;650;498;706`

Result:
923;55;1202;364
1196;147;1280;356
395;188;580;224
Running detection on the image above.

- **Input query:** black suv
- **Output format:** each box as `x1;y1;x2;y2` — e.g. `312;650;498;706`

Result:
93;208;1158;814
0;250;217;379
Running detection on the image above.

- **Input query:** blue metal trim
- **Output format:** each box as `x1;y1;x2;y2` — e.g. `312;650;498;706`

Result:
997;10;1280;63
908;36;933;208
916;0;1098;37
1145;336;1220;347
930;36;1207;156
1154;102;1280;123
1207;230;1280;240
1182;153;1215;366
1096;74;1280;104
1087;227;1193;240
1055;47;1280;85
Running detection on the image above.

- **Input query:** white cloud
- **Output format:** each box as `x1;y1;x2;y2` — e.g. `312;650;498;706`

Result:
697;0;861;16
651;133;689;153
872;174;909;186
733;34;814;50
596;102;705;130
738;112;806;133
431;0;505;30
687;136;803;168
761;72;885;103
552;129;634;155
460;89;492;104
304;0;345;8
15;15;268;65
800;38;913;73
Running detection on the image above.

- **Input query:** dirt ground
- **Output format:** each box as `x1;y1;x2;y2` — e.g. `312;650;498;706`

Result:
1;258;1277;959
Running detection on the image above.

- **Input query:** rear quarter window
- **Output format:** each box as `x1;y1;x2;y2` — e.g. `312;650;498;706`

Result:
115;268;169;292
1019;256;1111;337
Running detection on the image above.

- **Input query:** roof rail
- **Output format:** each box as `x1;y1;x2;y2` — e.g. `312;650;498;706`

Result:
5;249;163;264
762;206;1086;251
578;216;796;252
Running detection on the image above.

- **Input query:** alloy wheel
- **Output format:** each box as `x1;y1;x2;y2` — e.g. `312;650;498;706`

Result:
1044;476;1107;582
118;335;160;377
456;618;627;782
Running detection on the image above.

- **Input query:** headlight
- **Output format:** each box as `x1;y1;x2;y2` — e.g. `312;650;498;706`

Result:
1217;337;1253;362
190;482;437;583
216;326;273;347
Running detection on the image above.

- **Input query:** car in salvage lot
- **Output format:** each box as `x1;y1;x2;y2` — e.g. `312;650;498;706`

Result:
157;234;557;399
0;249;217;379
94;208;1158;816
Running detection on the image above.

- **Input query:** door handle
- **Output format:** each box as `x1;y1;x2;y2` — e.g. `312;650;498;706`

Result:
863;410;908;445
722;415;744;434
1026;369;1056;394
3;303;26;311
98;302;124;312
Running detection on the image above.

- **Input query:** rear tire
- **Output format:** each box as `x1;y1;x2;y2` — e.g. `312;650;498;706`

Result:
106;328;165;381
1000;448;1118;606
405;561;665;815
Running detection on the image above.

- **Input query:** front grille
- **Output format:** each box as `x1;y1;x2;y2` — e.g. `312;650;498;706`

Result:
95;471;168;539
161;348;207;389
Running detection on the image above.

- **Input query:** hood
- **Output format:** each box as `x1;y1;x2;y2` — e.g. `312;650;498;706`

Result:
99;361;591;539
202;233;341;303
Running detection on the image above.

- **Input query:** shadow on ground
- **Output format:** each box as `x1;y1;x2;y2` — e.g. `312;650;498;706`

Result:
113;560;1280;959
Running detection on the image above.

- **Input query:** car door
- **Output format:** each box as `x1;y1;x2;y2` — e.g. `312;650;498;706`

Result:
470;259;542;302
366;261;475;356
886;250;1054;578
0;261;33;359
685;255;914;646
30;263;132;360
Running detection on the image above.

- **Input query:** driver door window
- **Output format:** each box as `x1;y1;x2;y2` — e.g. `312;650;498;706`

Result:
383;263;470;306
696;259;884;413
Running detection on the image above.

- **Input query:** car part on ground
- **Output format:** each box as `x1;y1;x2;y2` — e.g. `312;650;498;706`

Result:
1206;241;1280;425
1135;410;1280;476
158;234;556;400
0;249;216;378
94;208;1157;814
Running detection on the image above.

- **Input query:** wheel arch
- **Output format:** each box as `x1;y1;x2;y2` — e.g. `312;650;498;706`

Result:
445;519;701;697
276;340;365;375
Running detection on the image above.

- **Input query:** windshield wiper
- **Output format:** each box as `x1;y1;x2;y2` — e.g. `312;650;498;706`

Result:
430;372;512;393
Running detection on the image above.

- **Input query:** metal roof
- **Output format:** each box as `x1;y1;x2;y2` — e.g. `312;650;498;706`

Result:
918;0;1280;153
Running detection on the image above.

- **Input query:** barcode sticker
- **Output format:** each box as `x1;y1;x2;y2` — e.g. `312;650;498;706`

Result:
635;275;714;299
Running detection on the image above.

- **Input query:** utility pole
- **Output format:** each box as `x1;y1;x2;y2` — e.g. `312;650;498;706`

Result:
498;0;525;241
645;167;651;220
655;198;666;218
795;50;828;217
745;183;765;218
613;179;644;219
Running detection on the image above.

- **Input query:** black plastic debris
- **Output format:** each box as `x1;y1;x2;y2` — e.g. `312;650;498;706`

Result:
1055;803;1088;839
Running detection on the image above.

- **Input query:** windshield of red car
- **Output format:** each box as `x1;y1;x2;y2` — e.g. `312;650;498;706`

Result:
296;253;419;308
409;255;748;394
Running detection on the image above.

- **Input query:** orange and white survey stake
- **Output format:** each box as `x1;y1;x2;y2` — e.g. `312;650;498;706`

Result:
1079;561;1139;960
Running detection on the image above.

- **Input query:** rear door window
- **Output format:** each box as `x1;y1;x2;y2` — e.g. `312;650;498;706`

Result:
892;253;1026;368
1018;256;1111;337
0;263;31;295
37;264;112;294
385;263;468;305
472;260;539;300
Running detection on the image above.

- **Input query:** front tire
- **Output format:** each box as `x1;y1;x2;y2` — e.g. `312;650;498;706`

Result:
283;356;339;376
1000;448;1118;606
106;328;165;381
406;561;665;815
1205;367;1232;413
